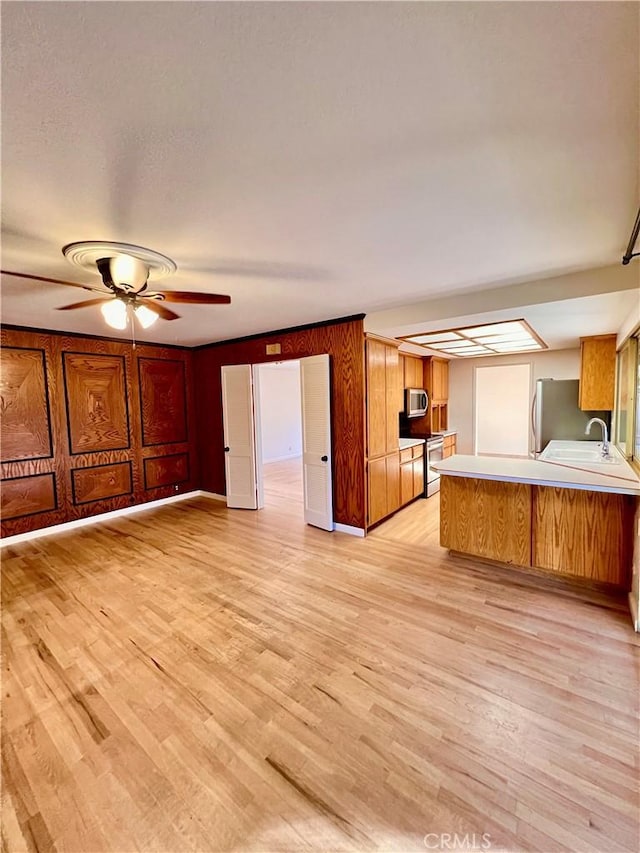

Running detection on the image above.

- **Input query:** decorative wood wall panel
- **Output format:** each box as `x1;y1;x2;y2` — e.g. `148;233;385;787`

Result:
138;358;187;446
440;475;532;566
193;317;366;528
1;473;57;520
1;327;197;537
532;486;634;586
63;353;130;454
144;453;189;490
0;347;52;461
71;462;133;505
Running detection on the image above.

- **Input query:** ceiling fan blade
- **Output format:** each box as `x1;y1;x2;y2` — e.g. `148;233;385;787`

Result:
1;269;107;292
141;300;181;321
145;290;231;304
56;297;112;311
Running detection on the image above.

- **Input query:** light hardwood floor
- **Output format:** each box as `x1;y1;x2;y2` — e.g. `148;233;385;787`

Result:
2;462;639;852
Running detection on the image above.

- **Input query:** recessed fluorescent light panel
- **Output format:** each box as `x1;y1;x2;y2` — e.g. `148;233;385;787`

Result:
401;319;546;358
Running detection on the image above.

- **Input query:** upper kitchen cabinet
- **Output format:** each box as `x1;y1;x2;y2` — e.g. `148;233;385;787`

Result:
402;355;424;390
429;357;449;402
366;335;401;458
579;334;617;411
423;356;450;433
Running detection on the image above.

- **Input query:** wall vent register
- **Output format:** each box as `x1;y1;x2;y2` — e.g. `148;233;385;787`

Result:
400;319;546;358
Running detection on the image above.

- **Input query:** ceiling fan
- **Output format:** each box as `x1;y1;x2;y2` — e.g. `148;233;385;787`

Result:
0;240;231;330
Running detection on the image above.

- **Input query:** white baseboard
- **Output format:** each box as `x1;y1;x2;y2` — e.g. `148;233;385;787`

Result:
263;453;302;464
334;523;366;538
197;490;227;503
0;490;218;548
629;592;639;632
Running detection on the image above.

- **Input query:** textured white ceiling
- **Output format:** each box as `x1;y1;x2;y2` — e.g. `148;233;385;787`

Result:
1;1;638;346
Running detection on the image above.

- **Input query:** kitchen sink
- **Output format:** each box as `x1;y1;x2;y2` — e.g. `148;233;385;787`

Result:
540;447;620;465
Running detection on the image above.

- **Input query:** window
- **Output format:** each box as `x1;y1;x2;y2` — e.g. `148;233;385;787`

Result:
615;333;640;468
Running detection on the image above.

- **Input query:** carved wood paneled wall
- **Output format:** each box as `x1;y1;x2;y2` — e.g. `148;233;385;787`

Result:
1;327;197;537
193;317;366;528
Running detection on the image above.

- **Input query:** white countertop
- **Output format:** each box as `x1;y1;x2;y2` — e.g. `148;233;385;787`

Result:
433;442;640;496
398;437;426;449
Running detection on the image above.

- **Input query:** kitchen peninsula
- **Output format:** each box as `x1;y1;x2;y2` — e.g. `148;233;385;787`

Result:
434;443;640;587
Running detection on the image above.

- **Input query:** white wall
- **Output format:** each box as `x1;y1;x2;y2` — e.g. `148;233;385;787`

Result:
257;362;302;462
449;348;581;455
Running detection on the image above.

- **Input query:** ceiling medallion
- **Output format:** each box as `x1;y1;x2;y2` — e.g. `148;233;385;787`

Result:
62;241;177;280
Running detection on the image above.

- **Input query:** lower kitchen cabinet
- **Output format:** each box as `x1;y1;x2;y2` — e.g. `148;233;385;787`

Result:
368;452;400;526
442;433;457;458
400;445;425;507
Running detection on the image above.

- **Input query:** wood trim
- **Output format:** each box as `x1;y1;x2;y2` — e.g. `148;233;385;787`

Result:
0;323;191;350
197;314;366;350
398;318;547;352
364;332;401;348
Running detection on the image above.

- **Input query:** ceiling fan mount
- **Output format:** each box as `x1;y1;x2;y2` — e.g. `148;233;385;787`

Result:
1;240;231;330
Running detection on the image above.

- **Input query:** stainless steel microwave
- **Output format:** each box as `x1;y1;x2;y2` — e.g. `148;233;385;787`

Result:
405;388;428;418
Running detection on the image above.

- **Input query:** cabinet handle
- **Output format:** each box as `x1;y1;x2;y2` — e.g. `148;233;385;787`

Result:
321;455;328;462
224;446;230;452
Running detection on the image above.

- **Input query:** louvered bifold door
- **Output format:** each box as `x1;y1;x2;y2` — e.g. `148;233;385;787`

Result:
300;354;334;531
221;364;258;509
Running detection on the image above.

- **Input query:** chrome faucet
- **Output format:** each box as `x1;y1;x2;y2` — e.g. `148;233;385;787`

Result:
585;418;610;458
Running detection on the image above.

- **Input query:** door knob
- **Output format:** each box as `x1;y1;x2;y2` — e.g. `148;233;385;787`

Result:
224;446;230;452
321;455;328;462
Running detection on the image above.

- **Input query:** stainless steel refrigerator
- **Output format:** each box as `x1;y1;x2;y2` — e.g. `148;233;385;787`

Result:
532;378;611;454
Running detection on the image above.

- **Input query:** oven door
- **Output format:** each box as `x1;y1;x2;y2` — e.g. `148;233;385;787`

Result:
426;440;444;495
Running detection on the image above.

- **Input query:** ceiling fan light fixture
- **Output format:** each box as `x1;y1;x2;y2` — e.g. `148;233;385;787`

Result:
101;298;128;330
109;254;149;290
134;303;158;328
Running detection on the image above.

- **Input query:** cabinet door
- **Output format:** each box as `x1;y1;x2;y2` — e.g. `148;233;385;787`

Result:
367;340;387;458
405;357;422;389
400;462;413;505
386;451;400;515
432;358;449;401
368;456;388;525
579;335;616;411
385;345;400;453
413;454;424;498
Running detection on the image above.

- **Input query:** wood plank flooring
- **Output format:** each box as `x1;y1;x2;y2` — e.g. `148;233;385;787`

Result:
2;465;639;852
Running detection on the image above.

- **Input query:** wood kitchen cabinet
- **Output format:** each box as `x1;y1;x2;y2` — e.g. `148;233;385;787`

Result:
402;355;424;390
368;452;400;525
430;357;449;402
579;334;617;411
442;433;457;458
366;335;402;527
366;336;401;458
399;444;425;506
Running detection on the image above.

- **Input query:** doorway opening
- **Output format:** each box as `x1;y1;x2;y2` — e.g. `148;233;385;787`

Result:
255;360;303;519
221;354;334;531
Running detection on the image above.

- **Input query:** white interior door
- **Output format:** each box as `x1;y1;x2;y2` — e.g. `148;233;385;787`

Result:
221;364;258;509
300;354;334;530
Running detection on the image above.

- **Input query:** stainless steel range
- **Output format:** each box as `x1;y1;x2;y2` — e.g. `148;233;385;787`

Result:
425;436;444;496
